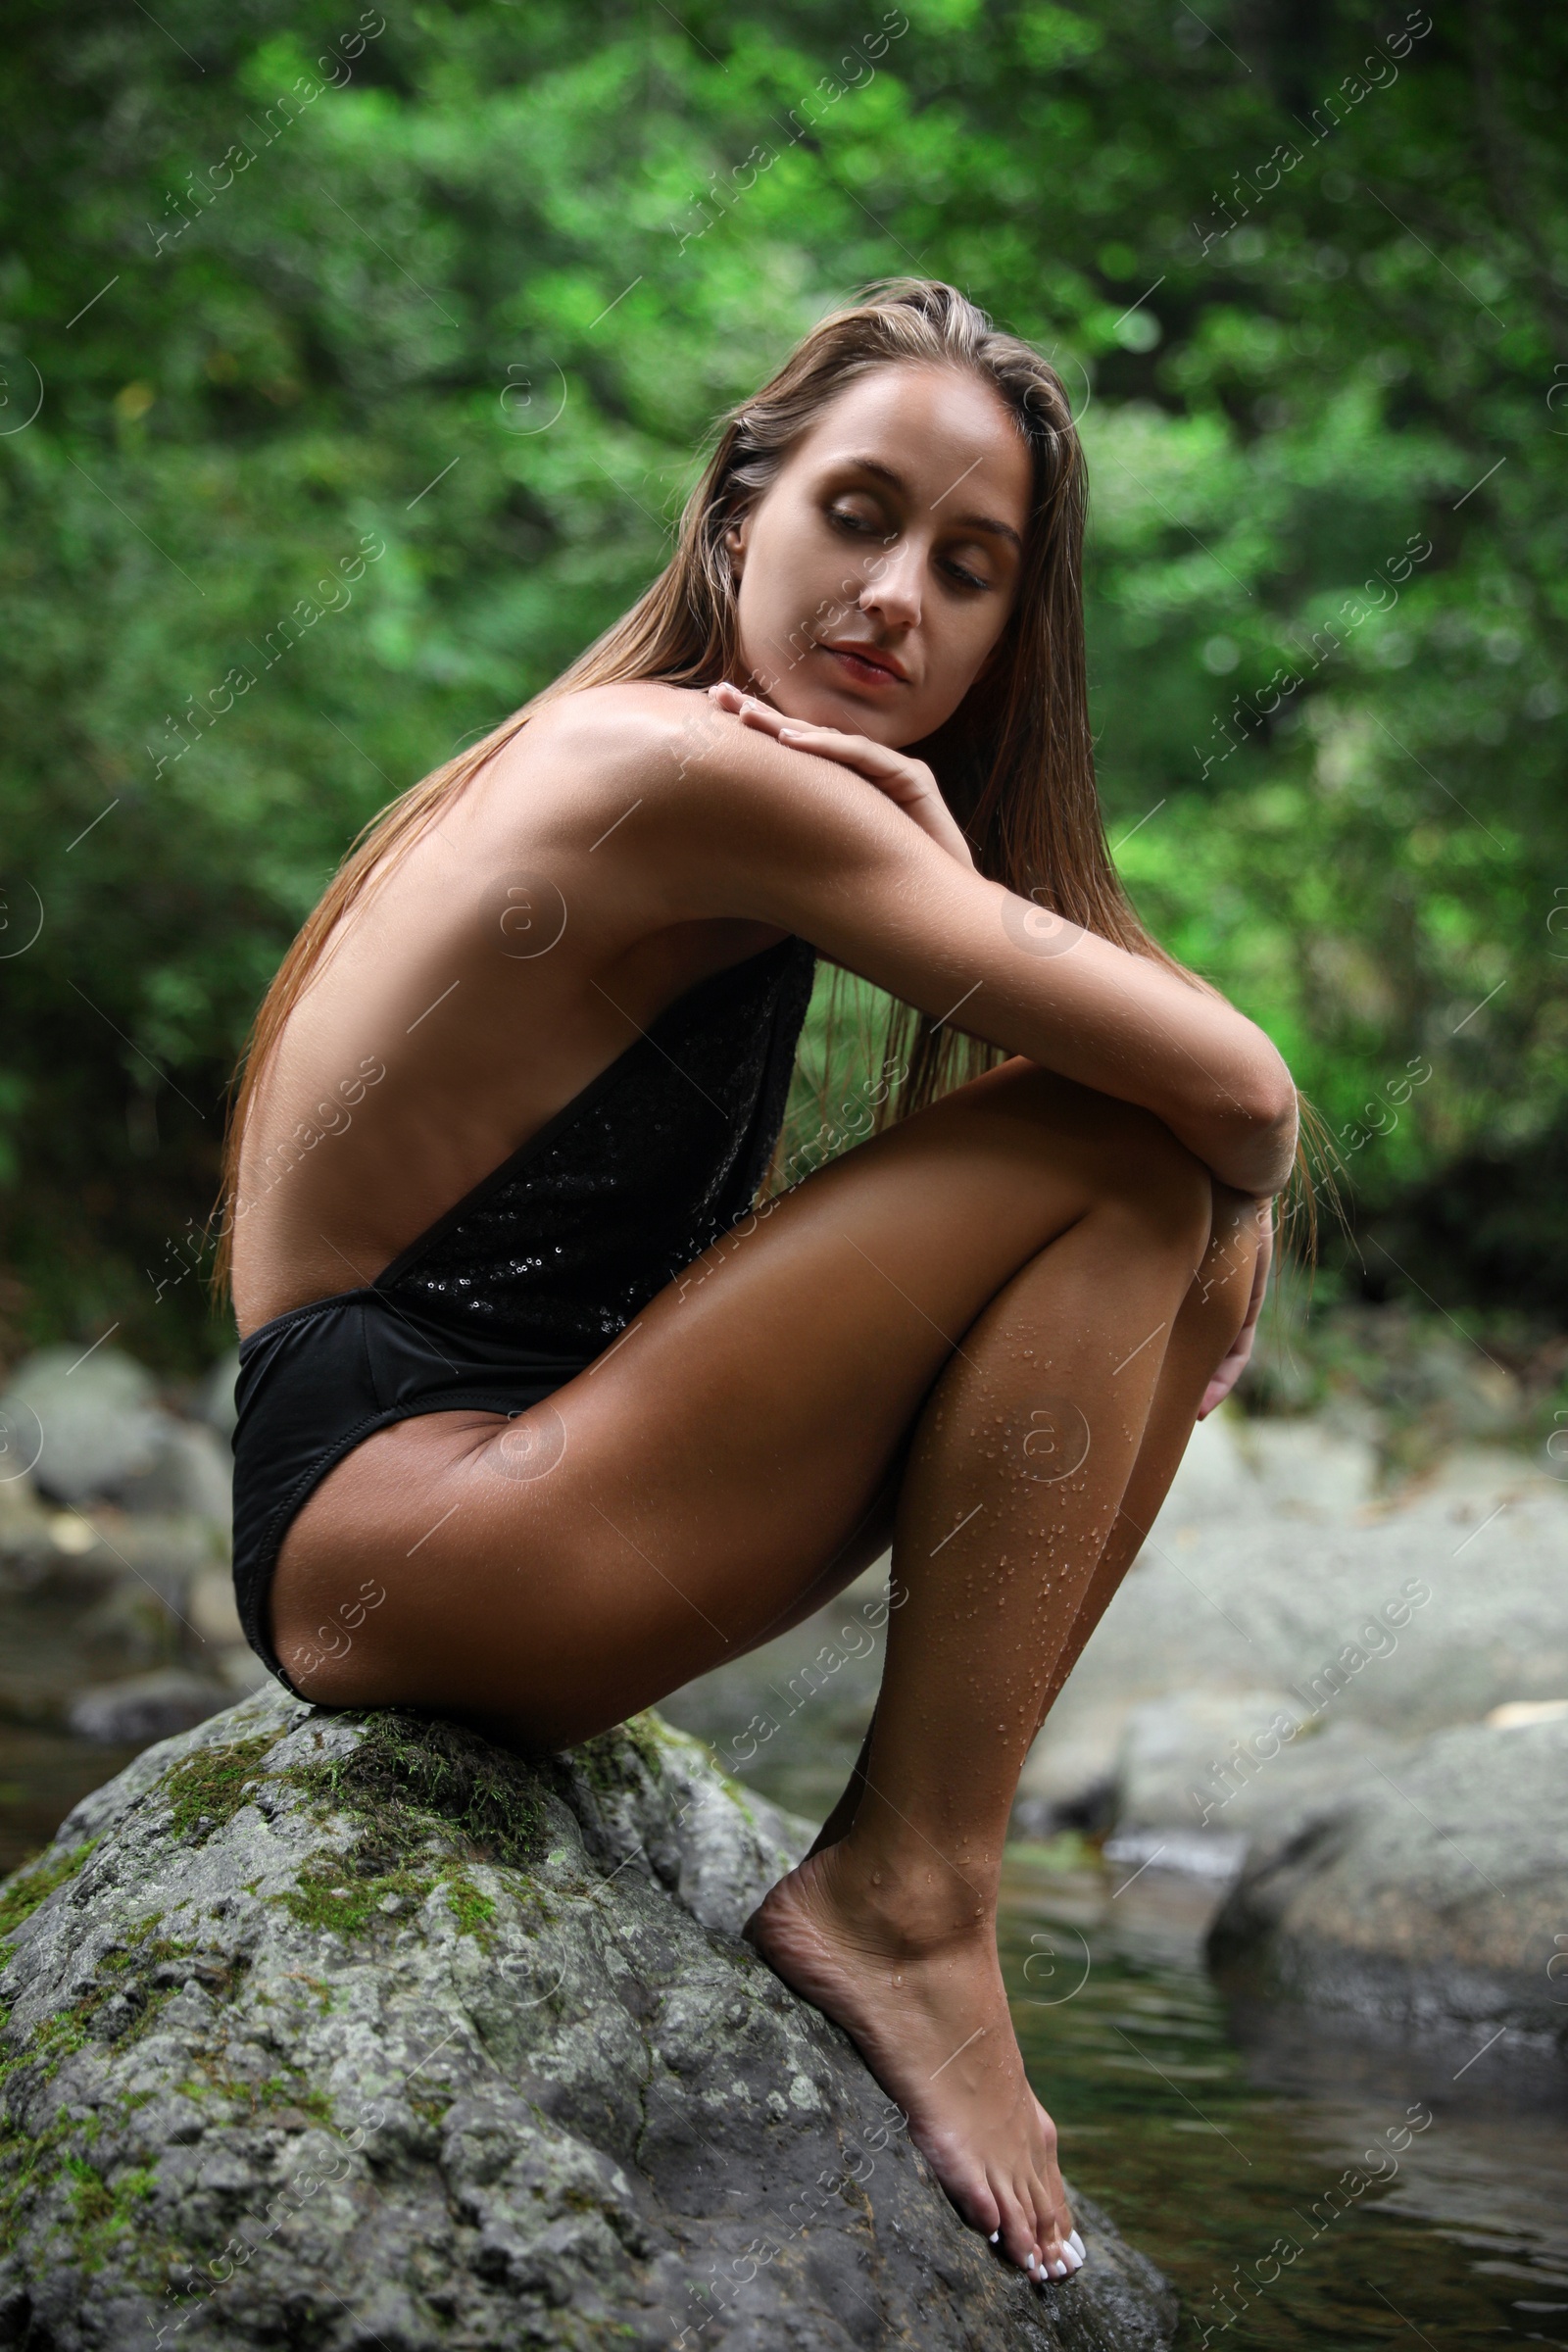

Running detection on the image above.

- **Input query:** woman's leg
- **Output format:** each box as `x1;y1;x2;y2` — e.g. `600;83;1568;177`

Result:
742;1167;1258;2279
803;1184;1266;1856
270;1061;1258;2279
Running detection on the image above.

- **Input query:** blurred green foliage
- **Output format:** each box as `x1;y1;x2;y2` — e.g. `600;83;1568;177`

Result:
0;0;1564;1371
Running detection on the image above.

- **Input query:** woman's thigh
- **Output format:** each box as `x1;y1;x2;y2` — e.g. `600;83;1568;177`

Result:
270;1059;1217;1741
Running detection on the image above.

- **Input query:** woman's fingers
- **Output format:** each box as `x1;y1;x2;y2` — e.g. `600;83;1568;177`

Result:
708;683;900;777
776;722;909;783
1196;1213;1273;1418
709;680;793;737
705;681;974;869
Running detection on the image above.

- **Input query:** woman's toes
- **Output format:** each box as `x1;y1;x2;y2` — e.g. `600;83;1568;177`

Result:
990;2182;1037;2271
1068;2229;1086;2263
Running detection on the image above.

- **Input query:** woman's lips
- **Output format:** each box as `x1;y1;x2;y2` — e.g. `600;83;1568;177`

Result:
819;642;907;687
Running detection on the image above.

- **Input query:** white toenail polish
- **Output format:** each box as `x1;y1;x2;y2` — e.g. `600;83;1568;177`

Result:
989;2230;1000;2243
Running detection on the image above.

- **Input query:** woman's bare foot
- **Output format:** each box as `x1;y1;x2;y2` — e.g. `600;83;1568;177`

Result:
743;1842;1082;2280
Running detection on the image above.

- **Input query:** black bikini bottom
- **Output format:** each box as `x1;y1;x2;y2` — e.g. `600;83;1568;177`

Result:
230;1290;591;1695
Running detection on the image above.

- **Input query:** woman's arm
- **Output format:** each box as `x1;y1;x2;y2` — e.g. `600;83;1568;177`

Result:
531;686;1298;1197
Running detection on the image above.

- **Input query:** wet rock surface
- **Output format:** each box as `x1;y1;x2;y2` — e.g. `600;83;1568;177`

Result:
1206;1715;1568;2053
0;1689;1175;2351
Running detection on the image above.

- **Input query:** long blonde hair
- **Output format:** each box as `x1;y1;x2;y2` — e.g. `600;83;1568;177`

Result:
214;278;1328;1291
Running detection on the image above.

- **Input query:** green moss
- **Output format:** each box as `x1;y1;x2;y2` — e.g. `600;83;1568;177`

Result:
159;1734;281;1842
1;2112;156;2278
0;1920;249;2108
56;2151;159;2274
270;1853;503;1945
0;1839;99;1941
272;1856;436;1936
568;1714;664;1799
63;2151;114;2226
286;1708;549;1873
3;2001;90;2091
257;1709;548;1943
0;2111;73;2244
442;1870;498;1942
408;2089;454;2131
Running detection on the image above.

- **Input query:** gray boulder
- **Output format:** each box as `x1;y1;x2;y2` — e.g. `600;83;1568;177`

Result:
1109;1689;1416;1848
66;1668;232;1746
116;1419;233;1522
1207;1713;1568;2053
194;1347;241;1443
0;1347;232;1519
0;1690;1174;2350
0;1347;166;1506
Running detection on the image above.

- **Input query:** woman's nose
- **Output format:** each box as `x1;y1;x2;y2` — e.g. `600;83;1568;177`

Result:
858;542;921;628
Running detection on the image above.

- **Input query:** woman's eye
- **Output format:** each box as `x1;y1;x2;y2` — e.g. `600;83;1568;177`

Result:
942;560;991;592
828;504;880;535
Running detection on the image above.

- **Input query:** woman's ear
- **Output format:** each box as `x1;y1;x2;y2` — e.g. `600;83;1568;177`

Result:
722;511;750;584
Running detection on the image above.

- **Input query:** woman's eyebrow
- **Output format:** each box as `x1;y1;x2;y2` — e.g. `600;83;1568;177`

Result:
949;510;1022;553
839;456;1022;552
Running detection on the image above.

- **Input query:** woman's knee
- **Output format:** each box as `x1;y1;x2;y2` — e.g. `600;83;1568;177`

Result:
1068;1092;1215;1258
956;1061;1216;1261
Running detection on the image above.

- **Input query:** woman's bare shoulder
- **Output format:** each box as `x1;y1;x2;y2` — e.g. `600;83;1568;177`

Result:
495;677;707;783
478;678;803;863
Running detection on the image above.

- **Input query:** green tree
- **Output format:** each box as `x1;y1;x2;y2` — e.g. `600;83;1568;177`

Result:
0;0;1563;1370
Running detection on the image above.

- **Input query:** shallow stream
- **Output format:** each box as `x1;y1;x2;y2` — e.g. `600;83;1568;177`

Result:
1000;1846;1568;2349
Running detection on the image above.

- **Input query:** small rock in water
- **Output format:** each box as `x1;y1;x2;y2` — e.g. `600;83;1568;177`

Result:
1208;1713;1568;2054
66;1668;230;1745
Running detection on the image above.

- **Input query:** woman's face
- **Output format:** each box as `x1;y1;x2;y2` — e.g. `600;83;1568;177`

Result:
724;362;1033;749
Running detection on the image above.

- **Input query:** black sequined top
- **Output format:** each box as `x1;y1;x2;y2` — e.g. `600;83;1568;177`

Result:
372;933;817;1352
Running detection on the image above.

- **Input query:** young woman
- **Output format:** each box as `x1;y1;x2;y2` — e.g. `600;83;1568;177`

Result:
220;280;1297;2290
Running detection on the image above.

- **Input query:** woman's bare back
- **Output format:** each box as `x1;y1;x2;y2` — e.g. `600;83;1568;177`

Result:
231;682;787;1334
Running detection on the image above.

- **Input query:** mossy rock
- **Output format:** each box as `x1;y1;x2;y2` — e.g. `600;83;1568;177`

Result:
0;1687;1174;2349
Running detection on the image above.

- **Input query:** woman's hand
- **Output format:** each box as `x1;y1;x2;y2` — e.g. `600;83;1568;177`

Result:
1197;1203;1274;1420
707;680;975;870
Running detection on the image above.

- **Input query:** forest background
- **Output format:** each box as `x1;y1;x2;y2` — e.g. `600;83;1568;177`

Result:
1;0;1563;1452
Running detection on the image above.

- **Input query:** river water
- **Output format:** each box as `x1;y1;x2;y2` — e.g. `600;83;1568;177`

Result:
1000;1843;1568;2350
